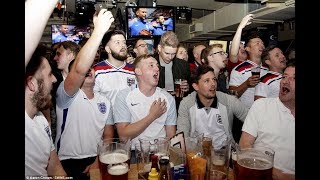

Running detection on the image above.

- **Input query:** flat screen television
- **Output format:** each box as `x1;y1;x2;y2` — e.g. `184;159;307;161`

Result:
51;24;91;44
125;6;175;39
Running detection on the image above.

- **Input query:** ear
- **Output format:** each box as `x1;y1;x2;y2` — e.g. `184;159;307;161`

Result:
201;59;205;64
134;68;142;76
105;45;111;54
192;83;199;91
265;59;271;66
26;76;36;92
245;46;250;52
157;44;162;52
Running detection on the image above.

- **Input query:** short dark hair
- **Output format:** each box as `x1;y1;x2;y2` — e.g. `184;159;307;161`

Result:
101;30;126;47
245;31;262;47
191;65;215;84
25;44;49;85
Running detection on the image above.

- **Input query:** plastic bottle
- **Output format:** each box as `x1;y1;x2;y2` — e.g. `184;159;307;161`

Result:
151;154;160;172
149;168;159;180
158;158;170;180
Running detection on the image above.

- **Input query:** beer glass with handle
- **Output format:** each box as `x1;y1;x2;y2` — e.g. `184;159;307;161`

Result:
97;138;131;180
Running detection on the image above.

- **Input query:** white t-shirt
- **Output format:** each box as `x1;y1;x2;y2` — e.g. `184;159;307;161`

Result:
193;105;228;149
242;97;295;174
55;82;113;160
93;60;136;105
25;111;55;176
114;87;177;149
229;60;268;108
255;71;282;98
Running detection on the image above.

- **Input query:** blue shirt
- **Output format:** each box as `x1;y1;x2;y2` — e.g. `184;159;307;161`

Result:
164;18;173;31
52;33;69;43
129;18;154;36
152;23;166;36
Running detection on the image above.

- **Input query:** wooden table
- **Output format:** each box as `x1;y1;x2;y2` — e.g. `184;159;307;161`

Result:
90;164;138;180
90;164;233;180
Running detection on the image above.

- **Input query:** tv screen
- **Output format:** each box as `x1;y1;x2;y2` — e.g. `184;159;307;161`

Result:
51;24;91;44
126;6;175;38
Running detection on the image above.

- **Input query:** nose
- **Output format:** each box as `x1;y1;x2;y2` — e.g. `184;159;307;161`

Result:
52;74;57;83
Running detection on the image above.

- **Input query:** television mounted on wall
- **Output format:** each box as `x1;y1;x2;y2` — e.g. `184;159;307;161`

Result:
51;24;91;44
125;6;175;39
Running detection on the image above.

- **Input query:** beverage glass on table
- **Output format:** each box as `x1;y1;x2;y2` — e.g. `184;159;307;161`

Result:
209;138;231;180
97;138;131;180
235;145;274;180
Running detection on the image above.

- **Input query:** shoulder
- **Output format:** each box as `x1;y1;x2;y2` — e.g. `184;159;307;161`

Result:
234;61;253;72
180;91;197;107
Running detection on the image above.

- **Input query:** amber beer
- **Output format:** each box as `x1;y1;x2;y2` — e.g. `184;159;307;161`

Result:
235;157;273;180
99;152;129;180
174;81;182;98
231;151;239;180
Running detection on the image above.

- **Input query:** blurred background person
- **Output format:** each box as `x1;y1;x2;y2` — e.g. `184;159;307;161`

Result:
176;44;189;62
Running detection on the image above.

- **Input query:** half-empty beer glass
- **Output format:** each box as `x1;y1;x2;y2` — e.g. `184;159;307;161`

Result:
235;145;274;180
97;138;131;180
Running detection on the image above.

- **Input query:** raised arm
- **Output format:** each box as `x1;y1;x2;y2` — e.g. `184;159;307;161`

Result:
64;9;114;96
25;0;58;67
229;14;253;63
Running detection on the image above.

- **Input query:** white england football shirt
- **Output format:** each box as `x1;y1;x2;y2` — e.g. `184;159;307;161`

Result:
114;87;177;149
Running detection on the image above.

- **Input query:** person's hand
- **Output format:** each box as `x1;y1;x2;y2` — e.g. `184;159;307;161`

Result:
126;56;135;64
239;14;254;29
180;80;189;94
246;75;260;88
93;9;114;35
139;29;151;35
149;98;167;120
82;157;99;174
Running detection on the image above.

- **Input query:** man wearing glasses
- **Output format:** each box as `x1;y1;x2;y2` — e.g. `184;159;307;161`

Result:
201;44;229;93
133;39;149;58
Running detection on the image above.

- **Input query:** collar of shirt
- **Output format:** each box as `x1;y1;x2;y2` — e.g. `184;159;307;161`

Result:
195;93;218;109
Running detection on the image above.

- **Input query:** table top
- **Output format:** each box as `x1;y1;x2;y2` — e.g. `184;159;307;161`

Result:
89;164;234;180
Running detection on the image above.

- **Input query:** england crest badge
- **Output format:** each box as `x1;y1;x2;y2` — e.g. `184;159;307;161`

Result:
97;102;107;114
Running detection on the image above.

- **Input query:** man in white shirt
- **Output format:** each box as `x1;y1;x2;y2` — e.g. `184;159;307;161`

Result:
114;54;177;150
240;63;295;180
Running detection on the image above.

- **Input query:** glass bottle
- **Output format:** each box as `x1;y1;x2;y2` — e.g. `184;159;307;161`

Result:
158;158;170;180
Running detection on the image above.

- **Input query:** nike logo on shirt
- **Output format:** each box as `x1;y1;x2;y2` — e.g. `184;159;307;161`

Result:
131;103;139;106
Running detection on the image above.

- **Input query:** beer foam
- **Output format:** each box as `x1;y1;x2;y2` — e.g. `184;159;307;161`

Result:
212;159;225;166
107;164;129;175
99;152;129;164
238;157;272;170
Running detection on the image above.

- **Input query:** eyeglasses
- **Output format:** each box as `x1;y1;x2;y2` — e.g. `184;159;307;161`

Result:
209;51;228;57
136;44;148;48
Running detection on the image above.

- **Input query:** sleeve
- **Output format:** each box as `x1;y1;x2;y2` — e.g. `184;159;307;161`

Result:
105;100;114;125
113;89;132;123
165;95;177;125
176;98;191;137
229;95;249;122
229;69;242;87
241;100;262;137
56;81;78;109
254;82;268;97
93;75;101;93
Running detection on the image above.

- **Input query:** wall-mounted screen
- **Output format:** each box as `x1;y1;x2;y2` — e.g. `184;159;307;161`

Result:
51;24;91;44
126;6;175;39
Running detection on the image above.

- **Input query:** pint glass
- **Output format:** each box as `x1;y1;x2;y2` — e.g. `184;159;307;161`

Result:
235;145;274;180
97;138;131;180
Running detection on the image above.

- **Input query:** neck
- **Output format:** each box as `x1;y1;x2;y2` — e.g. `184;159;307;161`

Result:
249;55;261;65
138;83;156;97
107;57;125;68
283;100;295;117
213;66;220;77
25;94;39;119
81;86;94;99
198;94;214;107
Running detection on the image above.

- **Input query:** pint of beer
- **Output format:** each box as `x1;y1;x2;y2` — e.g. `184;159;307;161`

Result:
235;146;274;180
98;138;131;180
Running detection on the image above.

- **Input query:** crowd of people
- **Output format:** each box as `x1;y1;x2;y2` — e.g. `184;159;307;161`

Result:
25;0;295;179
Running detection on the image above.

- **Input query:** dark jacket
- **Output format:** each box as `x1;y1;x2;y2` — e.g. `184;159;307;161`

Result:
153;54;191;89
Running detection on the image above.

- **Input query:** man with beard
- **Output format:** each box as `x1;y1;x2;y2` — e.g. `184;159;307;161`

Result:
239;63;295;179
25;44;67;177
55;9;114;179
114;54;177;152
93;30;136;106
177;65;248;149
129;8;154;36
